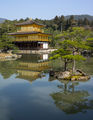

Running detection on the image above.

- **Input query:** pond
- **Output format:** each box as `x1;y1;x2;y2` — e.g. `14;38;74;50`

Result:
0;54;93;120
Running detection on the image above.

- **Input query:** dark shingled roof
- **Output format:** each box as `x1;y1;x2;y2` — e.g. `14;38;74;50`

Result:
15;20;45;26
8;31;51;36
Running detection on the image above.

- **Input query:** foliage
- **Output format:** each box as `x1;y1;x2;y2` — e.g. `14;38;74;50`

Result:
0;20;18;52
87;37;93;49
50;27;91;72
62;55;86;61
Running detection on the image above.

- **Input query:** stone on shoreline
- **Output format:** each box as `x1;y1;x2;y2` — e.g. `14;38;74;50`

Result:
55;71;71;80
0;53;21;60
71;75;90;81
49;70;90;81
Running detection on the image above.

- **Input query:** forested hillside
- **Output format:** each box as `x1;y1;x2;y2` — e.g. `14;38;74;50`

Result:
0;18;6;23
65;15;93;21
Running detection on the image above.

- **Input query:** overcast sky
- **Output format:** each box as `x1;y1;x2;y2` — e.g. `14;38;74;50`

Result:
0;0;93;20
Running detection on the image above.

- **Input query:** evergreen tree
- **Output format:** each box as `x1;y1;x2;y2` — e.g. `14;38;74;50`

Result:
78;19;83;26
83;18;89;26
54;16;59;24
59;15;66;31
50;27;90;72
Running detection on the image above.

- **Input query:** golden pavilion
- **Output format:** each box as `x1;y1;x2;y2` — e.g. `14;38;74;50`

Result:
9;19;51;50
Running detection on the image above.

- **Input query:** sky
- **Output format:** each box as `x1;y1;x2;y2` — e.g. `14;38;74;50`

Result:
0;0;93;20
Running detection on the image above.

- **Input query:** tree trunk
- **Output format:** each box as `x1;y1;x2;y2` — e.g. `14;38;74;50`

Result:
72;48;76;73
72;59;76;73
64;59;67;71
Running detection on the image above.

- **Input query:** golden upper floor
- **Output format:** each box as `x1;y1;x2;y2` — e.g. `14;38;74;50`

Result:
16;20;45;33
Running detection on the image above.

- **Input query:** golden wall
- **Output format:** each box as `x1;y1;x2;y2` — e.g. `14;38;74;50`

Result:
17;24;43;32
15;34;50;42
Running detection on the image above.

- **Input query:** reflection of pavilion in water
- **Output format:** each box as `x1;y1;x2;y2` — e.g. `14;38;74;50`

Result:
16;54;50;83
49;78;93;114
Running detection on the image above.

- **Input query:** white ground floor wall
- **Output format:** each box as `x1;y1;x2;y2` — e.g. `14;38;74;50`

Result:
43;42;48;49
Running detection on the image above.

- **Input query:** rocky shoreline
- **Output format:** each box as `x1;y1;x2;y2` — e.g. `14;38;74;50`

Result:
0;53;21;60
49;69;90;81
17;49;57;54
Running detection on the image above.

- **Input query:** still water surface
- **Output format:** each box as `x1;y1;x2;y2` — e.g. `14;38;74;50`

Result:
0;54;93;120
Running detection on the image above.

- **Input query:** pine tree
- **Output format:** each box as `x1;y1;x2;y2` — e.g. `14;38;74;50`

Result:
50;27;90;72
83;18;89;26
78;19;83;26
59;15;66;31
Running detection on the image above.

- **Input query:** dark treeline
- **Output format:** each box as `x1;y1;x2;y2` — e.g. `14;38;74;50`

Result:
0;15;93;34
35;15;93;33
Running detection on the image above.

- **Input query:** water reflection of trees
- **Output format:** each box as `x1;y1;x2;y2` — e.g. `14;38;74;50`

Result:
50;79;93;114
0;54;50;83
0;61;17;79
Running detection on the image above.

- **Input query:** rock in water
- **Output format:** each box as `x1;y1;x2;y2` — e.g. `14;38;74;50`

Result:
49;70;90;81
57;71;71;79
78;76;90;81
76;69;86;76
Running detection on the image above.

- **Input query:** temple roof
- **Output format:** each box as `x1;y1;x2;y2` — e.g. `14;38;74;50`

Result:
15;20;45;27
8;31;51;36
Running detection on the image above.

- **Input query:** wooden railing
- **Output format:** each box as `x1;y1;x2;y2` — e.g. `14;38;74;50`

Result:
15;38;50;42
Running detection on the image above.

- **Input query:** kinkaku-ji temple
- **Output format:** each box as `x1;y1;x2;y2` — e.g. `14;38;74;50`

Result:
9;19;51;50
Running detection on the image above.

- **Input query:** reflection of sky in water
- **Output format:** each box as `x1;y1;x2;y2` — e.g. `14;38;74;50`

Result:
0;73;93;120
0;96;10;120
0;73;63;120
0;74;27;89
